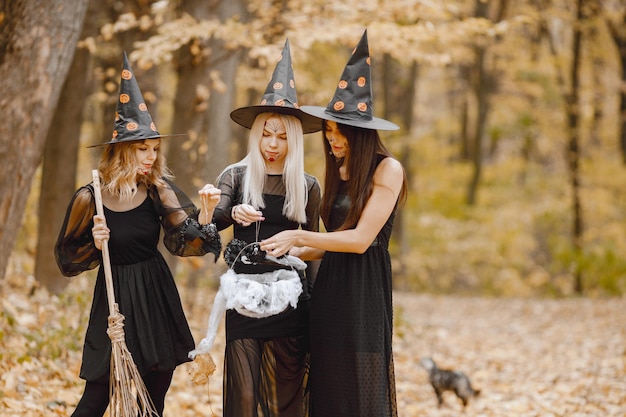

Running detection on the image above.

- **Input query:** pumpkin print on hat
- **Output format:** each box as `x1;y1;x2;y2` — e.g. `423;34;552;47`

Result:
88;51;184;147
229;39;322;133
300;29;399;131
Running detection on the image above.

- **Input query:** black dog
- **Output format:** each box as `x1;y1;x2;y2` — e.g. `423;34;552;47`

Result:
420;357;480;408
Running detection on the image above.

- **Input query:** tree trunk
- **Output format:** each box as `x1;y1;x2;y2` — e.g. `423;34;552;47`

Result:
465;0;509;205
35;48;91;293
587;11;603;147
466;0;491;205
467;46;487;205
568;0;584;294
167;0;244;305
166;0;220;277
0;0;89;282
168;47;210;195
205;38;242;184
619;47;626;164
384;54;417;290
35;0;104;294
538;0;586;294
399;61;418;290
459;67;472;161
604;10;626;164
169;0;243;192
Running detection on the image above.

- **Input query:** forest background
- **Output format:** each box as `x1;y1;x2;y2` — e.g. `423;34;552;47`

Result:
3;0;626;297
1;0;626;415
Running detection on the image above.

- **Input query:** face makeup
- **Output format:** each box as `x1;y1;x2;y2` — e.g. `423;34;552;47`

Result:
260;116;288;166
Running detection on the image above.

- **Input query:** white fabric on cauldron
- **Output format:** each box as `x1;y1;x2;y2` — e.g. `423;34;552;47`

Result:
189;255;305;359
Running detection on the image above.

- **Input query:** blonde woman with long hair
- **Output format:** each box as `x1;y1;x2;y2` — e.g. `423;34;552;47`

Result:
203;40;322;417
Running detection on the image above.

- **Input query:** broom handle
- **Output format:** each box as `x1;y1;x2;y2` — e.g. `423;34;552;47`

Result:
91;169;117;316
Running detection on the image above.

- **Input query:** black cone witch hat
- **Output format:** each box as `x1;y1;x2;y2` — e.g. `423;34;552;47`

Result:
230;39;322;134
89;52;184;147
301;30;399;131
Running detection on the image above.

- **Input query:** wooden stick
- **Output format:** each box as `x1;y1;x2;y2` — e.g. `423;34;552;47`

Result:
91;169;116;316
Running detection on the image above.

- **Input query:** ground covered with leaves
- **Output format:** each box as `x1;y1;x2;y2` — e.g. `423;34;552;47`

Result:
1;273;624;416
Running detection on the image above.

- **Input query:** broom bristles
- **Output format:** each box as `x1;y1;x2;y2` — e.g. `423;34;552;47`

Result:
107;306;159;417
109;345;159;417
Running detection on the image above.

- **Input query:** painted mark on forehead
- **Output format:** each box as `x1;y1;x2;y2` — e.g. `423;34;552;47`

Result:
265;118;286;134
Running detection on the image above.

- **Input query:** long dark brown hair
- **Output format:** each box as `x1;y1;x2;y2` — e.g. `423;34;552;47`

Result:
320;121;407;230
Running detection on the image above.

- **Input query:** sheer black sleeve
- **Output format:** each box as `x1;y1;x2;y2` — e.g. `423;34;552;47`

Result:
303;174;322;290
54;186;100;277
152;179;221;260
213;166;244;231
304;173;321;233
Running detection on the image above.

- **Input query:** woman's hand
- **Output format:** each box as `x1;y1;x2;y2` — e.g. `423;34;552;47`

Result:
260;230;299;257
198;184;221;224
231;204;264;227
92;215;110;251
288;246;306;258
199;184;221;210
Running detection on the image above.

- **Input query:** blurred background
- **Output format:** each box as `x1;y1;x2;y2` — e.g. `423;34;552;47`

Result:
3;1;626;415
3;0;626;298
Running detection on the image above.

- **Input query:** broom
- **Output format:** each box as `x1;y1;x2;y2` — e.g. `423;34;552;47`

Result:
91;169;158;417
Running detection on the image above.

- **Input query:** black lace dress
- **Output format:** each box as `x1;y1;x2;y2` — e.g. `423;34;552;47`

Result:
55;179;221;383
213;165;321;417
309;172;398;416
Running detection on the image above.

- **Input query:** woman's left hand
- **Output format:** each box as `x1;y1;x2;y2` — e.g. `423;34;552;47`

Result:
198;184;221;210
198;184;221;225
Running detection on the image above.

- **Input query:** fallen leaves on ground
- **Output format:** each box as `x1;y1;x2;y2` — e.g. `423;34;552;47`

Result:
1;274;624;416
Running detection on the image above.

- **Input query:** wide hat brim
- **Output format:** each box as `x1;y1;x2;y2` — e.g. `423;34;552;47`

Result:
86;133;186;148
300;105;399;131
230;106;323;134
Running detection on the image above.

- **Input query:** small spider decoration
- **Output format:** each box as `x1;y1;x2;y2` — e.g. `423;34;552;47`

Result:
224;239;268;267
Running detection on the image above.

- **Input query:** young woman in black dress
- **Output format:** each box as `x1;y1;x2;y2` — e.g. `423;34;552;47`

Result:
191;40;321;417
55;52;222;417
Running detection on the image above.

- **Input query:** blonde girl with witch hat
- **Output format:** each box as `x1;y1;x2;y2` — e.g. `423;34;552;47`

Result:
55;52;222;417
260;30;407;417
189;39;322;417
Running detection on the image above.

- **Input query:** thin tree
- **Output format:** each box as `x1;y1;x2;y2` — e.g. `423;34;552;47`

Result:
602;1;626;164
466;0;508;205
167;0;245;305
538;0;586;293
169;0;244;196
587;2;604;147
566;0;585;293
382;54;417;289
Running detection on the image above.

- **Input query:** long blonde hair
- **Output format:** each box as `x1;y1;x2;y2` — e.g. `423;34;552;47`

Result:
228;112;308;224
97;139;172;201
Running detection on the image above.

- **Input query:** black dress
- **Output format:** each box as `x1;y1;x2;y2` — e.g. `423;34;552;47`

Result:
309;168;398;416
55;179;221;383
213;165;321;417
